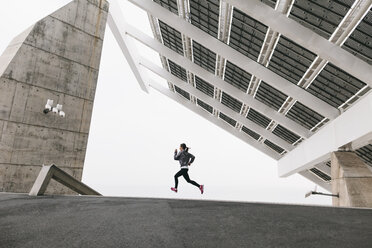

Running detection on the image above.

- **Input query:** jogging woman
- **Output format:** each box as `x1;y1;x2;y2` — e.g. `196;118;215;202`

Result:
171;143;204;194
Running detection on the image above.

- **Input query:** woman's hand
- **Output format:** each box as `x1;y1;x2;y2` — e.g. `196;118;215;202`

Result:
174;149;177;153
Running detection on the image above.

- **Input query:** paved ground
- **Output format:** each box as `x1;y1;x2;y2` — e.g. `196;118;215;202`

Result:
1;193;372;248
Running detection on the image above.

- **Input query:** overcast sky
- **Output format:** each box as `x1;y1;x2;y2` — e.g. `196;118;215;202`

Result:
0;0;331;205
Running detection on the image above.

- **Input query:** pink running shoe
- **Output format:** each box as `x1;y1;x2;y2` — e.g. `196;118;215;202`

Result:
200;185;204;194
171;187;178;193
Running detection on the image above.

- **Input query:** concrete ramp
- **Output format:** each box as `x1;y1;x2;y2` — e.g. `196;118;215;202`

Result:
1;193;371;248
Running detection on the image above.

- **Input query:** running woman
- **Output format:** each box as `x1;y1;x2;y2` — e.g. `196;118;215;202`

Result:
171;143;204;194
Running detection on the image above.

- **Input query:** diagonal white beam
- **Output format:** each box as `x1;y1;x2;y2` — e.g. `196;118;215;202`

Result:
108;0;149;93
140;58;294;152
225;0;372;87
149;81;282;160
127;0;339;120
278;92;372;177
125;24;311;138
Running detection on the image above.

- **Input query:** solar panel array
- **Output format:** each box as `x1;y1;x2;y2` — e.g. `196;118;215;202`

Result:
151;0;372;167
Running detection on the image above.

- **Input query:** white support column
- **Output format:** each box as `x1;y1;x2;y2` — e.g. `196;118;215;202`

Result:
140;58;294;152
224;0;372;87
278;92;372;177
126;0;339;120
149;82;282;160
108;0;149;93
125;24;311;138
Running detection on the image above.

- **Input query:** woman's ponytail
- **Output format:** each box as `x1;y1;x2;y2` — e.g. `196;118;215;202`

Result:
180;143;190;152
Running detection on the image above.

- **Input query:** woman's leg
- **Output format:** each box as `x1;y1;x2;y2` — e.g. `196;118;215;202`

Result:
174;170;183;188
182;170;200;188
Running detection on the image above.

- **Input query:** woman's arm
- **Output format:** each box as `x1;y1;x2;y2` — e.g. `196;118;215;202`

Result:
188;153;195;165
174;149;181;160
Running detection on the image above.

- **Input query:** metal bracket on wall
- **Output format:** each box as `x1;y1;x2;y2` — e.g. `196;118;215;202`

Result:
29;164;101;196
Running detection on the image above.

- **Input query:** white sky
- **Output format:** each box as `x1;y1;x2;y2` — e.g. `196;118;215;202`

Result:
0;0;331;205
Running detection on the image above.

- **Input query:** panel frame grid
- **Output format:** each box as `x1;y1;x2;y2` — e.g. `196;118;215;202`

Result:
307;63;367;108
192;41;217;74
221;91;243;113
242;126;261;140
264;139;285;154
159;20;184;56
195;75;215;97
289;0;354;39
267;35;317;85
219;112;237;127
153;0;179;15
168;60;188;82
189;0;220;38
224;60;252;92
229;8;268;61
174;85;191;100
309;167;331;182
285;101;325;130
197;98;214;114
343;9;372;65
272;124;301;145
246;108;272;129
254;81;288;111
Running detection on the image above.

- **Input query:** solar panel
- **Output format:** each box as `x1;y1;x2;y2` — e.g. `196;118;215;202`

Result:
219;112;237;127
355;144;372;167
286;101;324;130
168;60;188;82
242;126;261;140
307;63;367;108
174;85;191;100
289;0;353;39
309;167;331;181
264;139;285;154
261;0;277;9
229;8;268;61
197;98;214;114
272;124;301;144
189;0;220;38
195;75;214;97
153;0;179;15
255;81;288;111
268;35;317;84
246;108;272;128
221;92;243;113
159;20;184;56
193;41;217;74
224;61;252;92
343;9;372;65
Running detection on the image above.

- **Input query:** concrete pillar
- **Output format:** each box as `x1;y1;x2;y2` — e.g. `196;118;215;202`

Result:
331;151;372;207
0;0;109;194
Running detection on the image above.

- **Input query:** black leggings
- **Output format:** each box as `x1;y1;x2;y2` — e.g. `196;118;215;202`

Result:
174;169;200;189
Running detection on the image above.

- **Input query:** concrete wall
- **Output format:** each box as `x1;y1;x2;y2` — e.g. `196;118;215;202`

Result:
0;0;109;194
331;151;372;207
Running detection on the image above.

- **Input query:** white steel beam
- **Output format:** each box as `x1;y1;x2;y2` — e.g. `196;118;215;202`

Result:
140;58;294;152
278;92;372;177
125;24;311;138
127;0;339;120
225;0;372;87
108;0;149;93
149;82;282;160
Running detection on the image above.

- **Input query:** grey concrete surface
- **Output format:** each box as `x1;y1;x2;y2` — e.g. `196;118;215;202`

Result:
0;194;372;248
332;151;372;207
0;0;108;194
